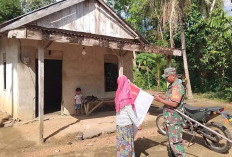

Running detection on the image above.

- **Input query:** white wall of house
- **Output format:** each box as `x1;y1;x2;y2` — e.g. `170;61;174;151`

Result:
0;38;19;119
17;39;38;120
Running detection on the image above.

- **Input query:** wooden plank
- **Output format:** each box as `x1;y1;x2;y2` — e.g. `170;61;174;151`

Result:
8;28;181;56
76;2;84;31
84;103;88;115
38;42;45;143
61;101;64;116
89;0;96;34
24;29;182;56
86;101;104;116
86;103;89;115
0;0;85;33
8;28;26;38
97;0;140;40
119;52;123;76
83;0;90;33
94;2;100;34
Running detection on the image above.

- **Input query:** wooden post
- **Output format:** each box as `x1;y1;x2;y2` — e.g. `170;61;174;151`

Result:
38;42;45;143
61;101;64;116
133;51;137;67
119;52;123;76
167;56;172;67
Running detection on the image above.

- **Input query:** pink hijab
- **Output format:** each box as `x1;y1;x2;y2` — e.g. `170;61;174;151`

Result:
115;75;135;112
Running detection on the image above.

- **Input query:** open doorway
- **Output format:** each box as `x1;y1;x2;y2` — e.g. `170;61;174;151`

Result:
36;59;62;117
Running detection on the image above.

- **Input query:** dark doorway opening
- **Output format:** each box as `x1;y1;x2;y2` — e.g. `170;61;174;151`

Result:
104;63;118;92
36;59;62;117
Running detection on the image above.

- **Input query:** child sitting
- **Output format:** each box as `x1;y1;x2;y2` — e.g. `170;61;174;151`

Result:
74;88;82;115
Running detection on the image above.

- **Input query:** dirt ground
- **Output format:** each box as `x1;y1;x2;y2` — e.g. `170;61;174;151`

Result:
0;95;232;157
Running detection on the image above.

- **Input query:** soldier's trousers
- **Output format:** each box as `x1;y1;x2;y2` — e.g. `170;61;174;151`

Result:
166;123;186;157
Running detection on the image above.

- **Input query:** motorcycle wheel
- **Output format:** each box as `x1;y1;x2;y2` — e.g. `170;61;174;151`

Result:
203;122;232;154
156;114;166;135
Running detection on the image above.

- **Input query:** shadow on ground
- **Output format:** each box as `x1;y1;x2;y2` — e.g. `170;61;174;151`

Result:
148;105;163;116
135;137;166;157
44;120;80;142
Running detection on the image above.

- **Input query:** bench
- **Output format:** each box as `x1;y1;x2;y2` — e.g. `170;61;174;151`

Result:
83;98;114;116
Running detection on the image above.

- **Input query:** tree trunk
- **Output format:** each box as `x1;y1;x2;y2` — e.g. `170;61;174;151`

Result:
162;0;167;29
210;0;217;13
179;0;193;99
157;68;160;88
147;67;150;89
169;0;176;49
159;23;164;41
133;51;137;67
167;0;177;67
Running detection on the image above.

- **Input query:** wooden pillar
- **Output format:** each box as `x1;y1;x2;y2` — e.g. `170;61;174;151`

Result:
167;55;172;67
133;50;137;67
38;42;44;143
119;52;123;76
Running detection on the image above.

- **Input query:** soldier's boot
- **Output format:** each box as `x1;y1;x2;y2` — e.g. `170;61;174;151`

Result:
167;146;175;157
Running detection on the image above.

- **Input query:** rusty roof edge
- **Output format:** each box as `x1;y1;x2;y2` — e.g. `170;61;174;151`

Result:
24;25;182;55
26;25;141;43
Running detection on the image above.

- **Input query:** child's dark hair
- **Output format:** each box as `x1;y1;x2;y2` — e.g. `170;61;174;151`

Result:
76;88;81;92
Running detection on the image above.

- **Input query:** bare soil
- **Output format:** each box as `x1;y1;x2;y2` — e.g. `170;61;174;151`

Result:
0;95;232;157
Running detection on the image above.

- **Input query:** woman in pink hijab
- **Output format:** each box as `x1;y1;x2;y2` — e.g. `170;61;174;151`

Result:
115;75;141;157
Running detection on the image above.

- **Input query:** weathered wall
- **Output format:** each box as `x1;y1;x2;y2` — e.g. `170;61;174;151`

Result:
17;39;38;120
0;38;133;119
32;0;135;39
16;40;65;120
0;38;19;118
60;44;133;115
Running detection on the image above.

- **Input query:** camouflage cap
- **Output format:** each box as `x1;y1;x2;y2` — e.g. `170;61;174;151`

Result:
162;67;176;79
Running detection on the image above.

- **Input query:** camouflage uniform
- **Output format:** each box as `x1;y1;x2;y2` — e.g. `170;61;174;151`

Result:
162;68;186;157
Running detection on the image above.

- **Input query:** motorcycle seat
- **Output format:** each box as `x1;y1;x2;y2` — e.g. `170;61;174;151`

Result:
184;103;207;114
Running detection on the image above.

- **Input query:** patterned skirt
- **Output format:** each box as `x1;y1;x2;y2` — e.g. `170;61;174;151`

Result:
116;125;135;157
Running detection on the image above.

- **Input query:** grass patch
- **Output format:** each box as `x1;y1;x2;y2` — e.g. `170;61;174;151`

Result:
194;92;231;103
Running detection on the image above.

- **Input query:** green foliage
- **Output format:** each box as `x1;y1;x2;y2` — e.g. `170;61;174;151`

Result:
201;88;232;102
174;1;232;101
133;67;146;89
225;88;232;102
0;0;23;23
133;53;169;91
106;0;132;18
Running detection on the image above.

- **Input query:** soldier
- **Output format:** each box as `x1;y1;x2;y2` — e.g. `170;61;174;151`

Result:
154;67;186;157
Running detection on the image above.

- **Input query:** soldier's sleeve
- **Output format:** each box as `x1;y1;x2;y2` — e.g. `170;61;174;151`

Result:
170;85;184;103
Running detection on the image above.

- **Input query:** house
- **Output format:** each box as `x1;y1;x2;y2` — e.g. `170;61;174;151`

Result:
0;0;181;121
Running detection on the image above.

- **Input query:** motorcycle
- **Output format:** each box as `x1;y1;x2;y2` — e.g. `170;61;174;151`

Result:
156;103;232;153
